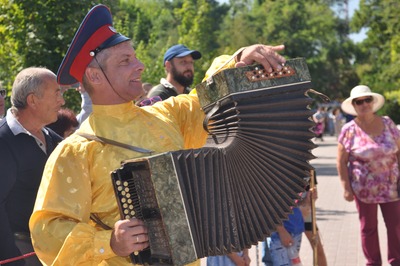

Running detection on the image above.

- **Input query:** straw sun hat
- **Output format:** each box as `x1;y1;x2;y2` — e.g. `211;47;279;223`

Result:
341;85;385;116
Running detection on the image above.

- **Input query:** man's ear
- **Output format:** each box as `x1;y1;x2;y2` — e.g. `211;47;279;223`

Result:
26;93;37;108
165;61;172;72
84;67;102;84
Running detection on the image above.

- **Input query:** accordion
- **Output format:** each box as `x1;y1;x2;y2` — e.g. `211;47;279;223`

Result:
111;58;317;265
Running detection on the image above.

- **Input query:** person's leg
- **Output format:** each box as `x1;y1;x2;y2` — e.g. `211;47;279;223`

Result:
379;200;400;266
355;197;381;266
262;238;274;266
292;232;303;255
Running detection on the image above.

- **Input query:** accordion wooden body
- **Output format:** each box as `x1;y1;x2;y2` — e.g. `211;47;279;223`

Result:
111;58;317;265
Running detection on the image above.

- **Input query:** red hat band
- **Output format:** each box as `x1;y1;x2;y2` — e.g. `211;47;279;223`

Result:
70;24;116;82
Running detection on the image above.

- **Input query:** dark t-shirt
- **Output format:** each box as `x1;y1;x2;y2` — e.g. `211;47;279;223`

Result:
147;84;179;100
148;84;191;100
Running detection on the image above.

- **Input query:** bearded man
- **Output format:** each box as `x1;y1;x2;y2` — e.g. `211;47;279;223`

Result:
148;44;201;100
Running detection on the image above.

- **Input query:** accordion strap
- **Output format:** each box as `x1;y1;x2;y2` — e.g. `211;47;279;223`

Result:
76;132;153;155
76;133;151;231
308;89;330;103
203;100;221;134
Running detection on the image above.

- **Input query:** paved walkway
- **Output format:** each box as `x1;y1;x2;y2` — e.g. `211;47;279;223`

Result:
201;135;389;266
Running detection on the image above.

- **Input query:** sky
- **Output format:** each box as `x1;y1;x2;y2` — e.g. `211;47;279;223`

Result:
347;0;367;42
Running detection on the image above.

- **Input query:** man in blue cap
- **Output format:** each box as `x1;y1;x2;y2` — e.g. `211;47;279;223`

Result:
148;44;202;100
29;4;286;265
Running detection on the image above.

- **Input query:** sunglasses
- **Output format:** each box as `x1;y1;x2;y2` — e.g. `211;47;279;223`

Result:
0;89;6;98
353;97;373;106
138;96;162;107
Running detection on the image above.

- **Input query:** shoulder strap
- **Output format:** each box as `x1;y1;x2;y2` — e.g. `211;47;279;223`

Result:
76;132;153;155
77;131;152;230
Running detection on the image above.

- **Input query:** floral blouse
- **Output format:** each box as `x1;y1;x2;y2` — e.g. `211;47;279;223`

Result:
338;116;400;203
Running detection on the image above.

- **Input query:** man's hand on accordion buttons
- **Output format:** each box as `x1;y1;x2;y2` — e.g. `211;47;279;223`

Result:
110;218;149;257
235;44;286;73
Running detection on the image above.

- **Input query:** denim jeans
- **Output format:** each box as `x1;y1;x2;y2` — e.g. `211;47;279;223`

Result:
262;233;302;266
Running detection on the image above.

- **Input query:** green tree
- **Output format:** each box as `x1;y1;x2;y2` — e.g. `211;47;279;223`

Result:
351;0;400;122
0;1;27;91
122;0;228;86
1;0;376;115
175;0;224;84
118;0;179;86
217;0;359;101
351;0;400;91
0;0;115;112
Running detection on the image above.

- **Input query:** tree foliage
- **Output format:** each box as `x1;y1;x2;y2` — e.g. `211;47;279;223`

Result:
351;0;400;89
1;0;398;120
351;0;400;122
0;0;113;111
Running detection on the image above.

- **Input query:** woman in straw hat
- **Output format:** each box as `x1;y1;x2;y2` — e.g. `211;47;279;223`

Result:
337;85;400;265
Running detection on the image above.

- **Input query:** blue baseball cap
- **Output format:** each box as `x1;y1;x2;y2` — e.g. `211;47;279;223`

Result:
57;5;130;86
163;44;202;65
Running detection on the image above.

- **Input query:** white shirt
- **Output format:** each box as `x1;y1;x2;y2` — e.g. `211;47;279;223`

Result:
6;108;49;153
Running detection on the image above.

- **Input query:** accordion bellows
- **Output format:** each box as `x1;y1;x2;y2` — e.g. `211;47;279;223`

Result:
111;58;317;265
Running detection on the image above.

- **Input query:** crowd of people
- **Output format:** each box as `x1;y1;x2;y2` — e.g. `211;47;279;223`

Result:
312;105;348;142
1;3;399;266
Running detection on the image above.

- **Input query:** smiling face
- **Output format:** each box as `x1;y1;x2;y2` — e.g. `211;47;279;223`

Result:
88;41;145;104
352;96;374;115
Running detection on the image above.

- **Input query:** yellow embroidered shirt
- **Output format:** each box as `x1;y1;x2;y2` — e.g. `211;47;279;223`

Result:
30;95;207;265
30;54;236;265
